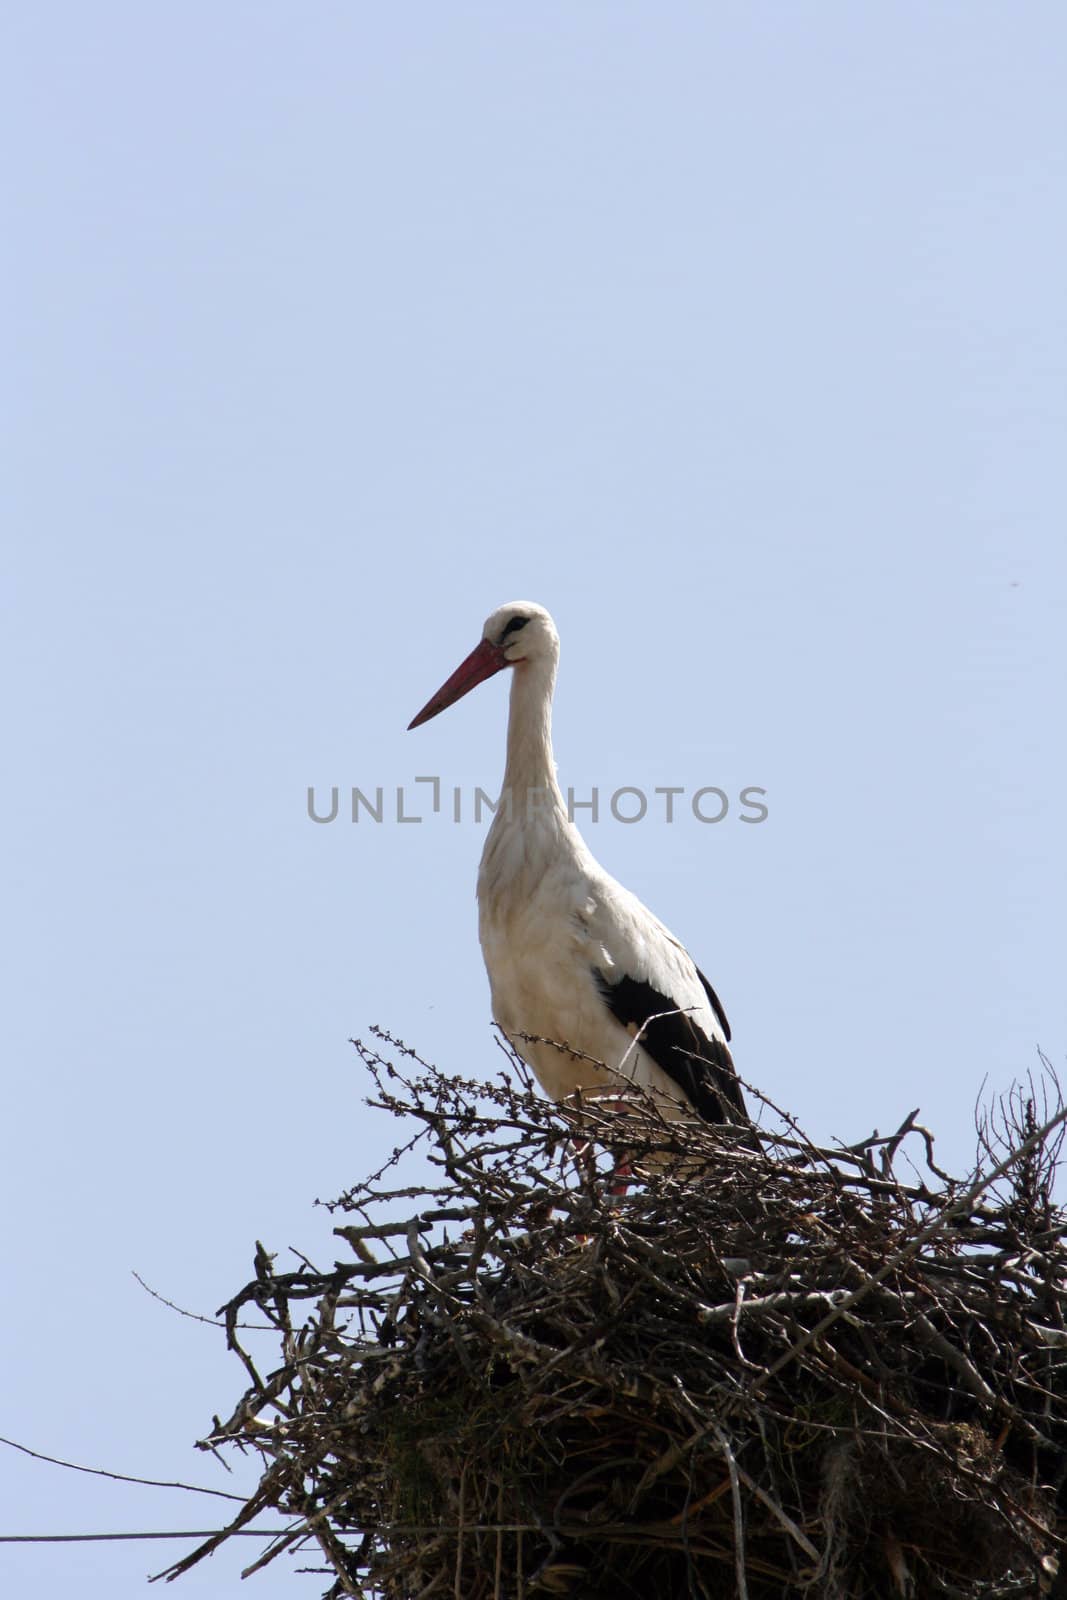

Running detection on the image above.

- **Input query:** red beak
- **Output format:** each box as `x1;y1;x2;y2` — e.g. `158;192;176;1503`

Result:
407;637;508;730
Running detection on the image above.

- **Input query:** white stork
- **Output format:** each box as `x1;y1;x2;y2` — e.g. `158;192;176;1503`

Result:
408;601;753;1142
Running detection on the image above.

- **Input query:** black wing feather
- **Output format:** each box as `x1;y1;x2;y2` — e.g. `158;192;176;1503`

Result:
696;965;731;1043
592;968;751;1132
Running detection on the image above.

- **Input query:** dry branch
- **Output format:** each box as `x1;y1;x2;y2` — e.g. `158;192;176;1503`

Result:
162;1034;1067;1597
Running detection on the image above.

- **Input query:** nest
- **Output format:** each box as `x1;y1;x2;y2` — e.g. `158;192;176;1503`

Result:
163;1033;1067;1598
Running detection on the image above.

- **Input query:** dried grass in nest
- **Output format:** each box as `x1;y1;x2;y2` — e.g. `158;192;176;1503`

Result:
161;1033;1067;1598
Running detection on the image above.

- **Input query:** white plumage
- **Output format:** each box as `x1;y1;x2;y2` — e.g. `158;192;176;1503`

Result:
409;601;751;1134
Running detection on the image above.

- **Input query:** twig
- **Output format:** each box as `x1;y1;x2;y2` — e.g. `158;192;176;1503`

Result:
0;1435;242;1503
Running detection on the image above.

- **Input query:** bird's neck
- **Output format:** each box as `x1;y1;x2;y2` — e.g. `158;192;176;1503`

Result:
501;657;564;817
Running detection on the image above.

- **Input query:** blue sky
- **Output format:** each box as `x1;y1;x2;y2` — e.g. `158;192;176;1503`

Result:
3;3;1065;1593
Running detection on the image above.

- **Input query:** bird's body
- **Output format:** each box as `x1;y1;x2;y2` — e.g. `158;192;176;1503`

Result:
409;602;750;1135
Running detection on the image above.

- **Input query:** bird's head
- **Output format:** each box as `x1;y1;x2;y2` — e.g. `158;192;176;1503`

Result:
408;601;558;730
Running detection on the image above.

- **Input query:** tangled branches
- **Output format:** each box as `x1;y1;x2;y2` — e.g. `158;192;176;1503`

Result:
162;1034;1067;1597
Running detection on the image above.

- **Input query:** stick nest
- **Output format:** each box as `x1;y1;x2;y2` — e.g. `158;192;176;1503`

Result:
166;1034;1067;1598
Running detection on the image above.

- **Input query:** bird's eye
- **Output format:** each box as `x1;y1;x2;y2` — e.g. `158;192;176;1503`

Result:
499;616;530;643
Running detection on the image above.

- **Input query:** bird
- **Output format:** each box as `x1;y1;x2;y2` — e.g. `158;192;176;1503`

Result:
408;601;754;1145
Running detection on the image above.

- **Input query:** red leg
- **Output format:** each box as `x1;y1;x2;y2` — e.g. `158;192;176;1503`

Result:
609;1158;633;1197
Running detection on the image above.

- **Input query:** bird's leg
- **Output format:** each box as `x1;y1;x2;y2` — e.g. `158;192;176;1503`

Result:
570;1136;599;1187
567;1091;644;1195
570;1136;631;1194
594;1092;639;1197
609;1156;633;1197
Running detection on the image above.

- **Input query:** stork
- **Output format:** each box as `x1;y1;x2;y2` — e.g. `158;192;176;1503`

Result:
408;601;754;1147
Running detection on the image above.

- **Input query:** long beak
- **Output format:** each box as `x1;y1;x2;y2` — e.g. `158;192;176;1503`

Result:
407;637;508;730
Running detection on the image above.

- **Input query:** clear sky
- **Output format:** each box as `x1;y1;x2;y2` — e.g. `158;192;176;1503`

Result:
3;3;1065;1593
